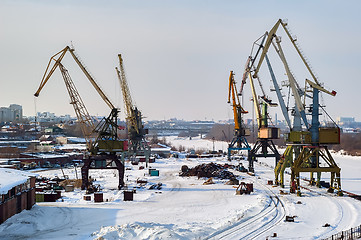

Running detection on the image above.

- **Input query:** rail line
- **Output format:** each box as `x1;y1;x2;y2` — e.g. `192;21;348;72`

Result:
206;178;286;240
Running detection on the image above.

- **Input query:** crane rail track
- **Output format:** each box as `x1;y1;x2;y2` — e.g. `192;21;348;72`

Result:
206;178;286;240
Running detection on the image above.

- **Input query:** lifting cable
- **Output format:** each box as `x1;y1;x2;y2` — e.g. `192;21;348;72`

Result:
320;104;339;128
34;96;37;130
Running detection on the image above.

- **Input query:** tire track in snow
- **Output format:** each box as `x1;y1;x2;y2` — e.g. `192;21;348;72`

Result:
300;186;360;239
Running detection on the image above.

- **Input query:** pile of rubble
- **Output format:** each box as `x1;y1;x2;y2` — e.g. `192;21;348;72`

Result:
180;162;236;180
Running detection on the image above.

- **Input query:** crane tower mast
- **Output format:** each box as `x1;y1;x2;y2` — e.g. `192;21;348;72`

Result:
116;54;150;163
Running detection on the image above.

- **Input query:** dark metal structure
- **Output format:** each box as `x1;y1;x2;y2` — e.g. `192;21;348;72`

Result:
34;46;127;190
227;71;251;161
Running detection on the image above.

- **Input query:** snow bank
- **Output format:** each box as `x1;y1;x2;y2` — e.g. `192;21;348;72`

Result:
92;222;194;240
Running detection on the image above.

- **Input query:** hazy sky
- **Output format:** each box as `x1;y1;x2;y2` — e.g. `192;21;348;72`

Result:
1;0;360;122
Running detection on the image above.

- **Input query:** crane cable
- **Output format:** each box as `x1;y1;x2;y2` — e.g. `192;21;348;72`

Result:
34;97;38;131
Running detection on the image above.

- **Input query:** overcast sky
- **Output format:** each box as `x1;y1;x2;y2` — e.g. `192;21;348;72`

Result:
1;0;360;122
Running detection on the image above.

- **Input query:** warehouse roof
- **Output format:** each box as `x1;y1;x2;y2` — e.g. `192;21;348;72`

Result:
0;168;36;194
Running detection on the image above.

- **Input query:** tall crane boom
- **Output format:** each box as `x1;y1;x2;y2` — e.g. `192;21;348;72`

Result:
264;54;292;129
228;71;248;130
116;54;138;133
241;36;281;172
34;46;115;110
116;54;150;163
58;63;95;149
254;19;334;88
247;71;261;127
273;36;309;128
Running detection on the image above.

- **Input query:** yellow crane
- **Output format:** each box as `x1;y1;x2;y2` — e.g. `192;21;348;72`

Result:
227;71;251;161
116;54;150;164
34;46;127;190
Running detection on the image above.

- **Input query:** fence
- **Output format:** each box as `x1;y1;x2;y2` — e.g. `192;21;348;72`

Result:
323;225;361;240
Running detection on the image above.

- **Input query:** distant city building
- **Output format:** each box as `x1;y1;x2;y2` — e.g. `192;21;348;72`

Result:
145;118;215;136
337;117;355;126
337;117;355;123
0;104;23;122
35;112;72;123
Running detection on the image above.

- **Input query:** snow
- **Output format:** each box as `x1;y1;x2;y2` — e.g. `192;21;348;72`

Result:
67;137;87;144
166;136;229;152
0;168;36;194
0;138;361;240
332;153;361;195
53;144;86;151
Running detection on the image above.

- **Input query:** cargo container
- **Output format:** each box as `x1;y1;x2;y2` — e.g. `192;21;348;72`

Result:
83;195;91;201
150;170;159;176
36;193;44;202
55;190;62;199
124;190;133;201
44;192;57;202
65;185;74;192
94;192;103;203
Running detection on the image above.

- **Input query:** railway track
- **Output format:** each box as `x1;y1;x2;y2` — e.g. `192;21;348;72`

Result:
206;178;286;240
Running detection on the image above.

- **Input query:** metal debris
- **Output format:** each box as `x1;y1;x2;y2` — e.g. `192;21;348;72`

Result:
149;182;162;190
179;162;236;180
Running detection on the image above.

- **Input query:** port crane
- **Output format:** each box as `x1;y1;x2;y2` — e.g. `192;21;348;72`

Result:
290;79;341;195
227;71;251;161
116;54;150;164
241;36;281;172
249;19;341;195
34;46;127;190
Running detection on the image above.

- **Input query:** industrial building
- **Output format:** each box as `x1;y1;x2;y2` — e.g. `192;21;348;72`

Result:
0;168;36;224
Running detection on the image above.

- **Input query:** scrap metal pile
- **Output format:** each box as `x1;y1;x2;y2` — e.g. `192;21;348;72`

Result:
180;163;236;180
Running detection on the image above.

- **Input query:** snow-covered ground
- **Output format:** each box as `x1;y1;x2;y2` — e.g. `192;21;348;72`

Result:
0;137;361;240
166;136;229;153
